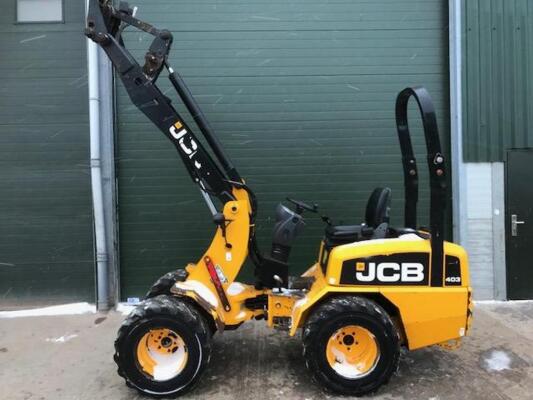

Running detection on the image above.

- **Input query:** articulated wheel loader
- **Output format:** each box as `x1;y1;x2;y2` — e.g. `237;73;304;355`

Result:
86;1;473;396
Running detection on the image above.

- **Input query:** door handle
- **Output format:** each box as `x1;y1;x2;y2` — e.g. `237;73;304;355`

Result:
511;214;525;237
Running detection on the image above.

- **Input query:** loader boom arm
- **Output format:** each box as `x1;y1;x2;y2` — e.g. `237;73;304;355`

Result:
85;0;240;205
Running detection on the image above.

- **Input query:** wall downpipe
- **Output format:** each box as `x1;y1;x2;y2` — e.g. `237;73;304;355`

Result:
449;0;467;246
86;0;109;310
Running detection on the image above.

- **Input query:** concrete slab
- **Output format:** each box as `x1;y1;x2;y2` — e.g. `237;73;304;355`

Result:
1;302;532;400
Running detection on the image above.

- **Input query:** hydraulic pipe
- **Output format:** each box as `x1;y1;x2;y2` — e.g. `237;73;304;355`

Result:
167;67;241;182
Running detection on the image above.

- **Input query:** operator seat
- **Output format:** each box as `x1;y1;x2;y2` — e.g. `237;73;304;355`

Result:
324;187;392;246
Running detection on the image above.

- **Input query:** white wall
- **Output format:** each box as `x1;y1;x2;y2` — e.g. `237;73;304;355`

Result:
464;163;506;300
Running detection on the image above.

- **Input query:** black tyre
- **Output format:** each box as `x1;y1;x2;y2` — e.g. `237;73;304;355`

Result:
302;296;400;396
145;269;188;299
114;295;211;397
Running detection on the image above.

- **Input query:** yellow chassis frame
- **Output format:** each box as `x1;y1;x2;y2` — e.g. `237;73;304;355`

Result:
170;188;473;351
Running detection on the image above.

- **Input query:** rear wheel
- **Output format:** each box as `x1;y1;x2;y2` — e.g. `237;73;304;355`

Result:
114;295;211;397
302;296;400;395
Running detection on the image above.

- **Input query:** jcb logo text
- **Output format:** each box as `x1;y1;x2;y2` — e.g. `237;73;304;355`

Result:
356;262;424;283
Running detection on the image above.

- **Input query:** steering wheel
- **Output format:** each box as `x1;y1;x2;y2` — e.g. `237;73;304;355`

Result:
286;197;318;214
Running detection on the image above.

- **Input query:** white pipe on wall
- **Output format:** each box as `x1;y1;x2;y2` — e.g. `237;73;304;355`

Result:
86;0;109;310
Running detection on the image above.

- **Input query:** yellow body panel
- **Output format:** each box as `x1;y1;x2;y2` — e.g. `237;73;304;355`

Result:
267;294;297;328
325;236;469;286
290;236;472;350
172;188;266;327
187;191;250;285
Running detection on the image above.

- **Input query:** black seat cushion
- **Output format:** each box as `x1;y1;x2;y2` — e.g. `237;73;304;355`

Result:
324;187;392;246
324;224;373;246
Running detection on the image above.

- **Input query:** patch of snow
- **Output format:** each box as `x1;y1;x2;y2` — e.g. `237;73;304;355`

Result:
294;297;308;309
475;300;533;305
127;297;140;304
0;303;95;319
46;334;78;343
227;282;245;296
116;303;135;316
330;346;376;378
150;346;187;381
342;235;424;249
484;350;511;372
175;280;219;308
398;233;424;241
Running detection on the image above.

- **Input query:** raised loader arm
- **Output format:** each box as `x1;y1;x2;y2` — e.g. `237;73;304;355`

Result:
85;0;241;205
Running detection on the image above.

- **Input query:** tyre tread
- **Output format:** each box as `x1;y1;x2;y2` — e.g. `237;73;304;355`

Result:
302;295;400;396
114;294;211;398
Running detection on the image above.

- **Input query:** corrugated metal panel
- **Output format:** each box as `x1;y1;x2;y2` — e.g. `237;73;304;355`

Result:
464;0;533;162
116;0;450;299
0;2;94;306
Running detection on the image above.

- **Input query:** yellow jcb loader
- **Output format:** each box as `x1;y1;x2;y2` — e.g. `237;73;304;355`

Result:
86;1;473;396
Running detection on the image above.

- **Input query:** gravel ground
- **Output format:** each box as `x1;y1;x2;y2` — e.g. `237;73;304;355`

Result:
1;301;532;400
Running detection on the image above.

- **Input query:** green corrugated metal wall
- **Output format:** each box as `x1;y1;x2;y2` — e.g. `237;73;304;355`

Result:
0;2;94;307
116;0;450;299
464;0;533;162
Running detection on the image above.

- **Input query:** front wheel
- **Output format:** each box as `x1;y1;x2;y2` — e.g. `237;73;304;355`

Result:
302;296;400;395
114;295;211;397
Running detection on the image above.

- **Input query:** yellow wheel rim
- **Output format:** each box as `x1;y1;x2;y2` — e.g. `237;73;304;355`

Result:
136;328;188;381
326;325;380;379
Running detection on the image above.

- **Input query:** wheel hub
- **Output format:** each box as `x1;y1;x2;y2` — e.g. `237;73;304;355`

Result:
342;335;355;346
160;336;173;348
136;328;188;381
326;325;380;379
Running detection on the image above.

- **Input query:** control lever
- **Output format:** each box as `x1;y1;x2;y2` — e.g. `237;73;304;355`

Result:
286;197;333;225
286;197;318;214
213;213;233;248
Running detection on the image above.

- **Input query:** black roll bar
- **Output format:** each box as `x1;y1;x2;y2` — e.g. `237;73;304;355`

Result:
395;87;446;287
85;0;241;204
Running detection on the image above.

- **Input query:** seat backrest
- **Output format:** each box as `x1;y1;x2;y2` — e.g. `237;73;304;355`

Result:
365;187;392;228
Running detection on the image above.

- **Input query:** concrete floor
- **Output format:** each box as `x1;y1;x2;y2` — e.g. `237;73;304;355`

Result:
1;302;532;400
